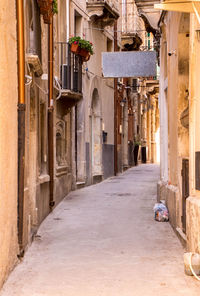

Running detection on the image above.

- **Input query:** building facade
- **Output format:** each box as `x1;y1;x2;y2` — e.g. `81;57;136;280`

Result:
156;1;200;253
0;0;19;288
0;0;119;288
0;0;160;289
117;0;160;172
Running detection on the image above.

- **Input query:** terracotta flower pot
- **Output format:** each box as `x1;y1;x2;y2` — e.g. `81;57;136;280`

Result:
79;48;89;58
43;11;53;24
37;0;53;23
37;0;53;10
79;48;90;62
70;43;80;54
70;44;91;62
82;53;90;62
37;0;53;24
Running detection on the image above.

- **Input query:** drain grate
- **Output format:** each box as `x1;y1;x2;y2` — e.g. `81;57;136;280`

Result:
106;193;133;197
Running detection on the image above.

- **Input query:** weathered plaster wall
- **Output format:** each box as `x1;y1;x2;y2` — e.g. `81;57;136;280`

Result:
158;12;184;235
0;0;19;288
187;197;200;253
166;12;180;186
187;14;200;252
159;12;200;252
159;28;168;182
68;5;116;184
24;3;50;242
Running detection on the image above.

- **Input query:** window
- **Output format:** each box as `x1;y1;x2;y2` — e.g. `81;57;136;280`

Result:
107;38;113;52
39;102;47;174
75;10;82;37
56;120;66;166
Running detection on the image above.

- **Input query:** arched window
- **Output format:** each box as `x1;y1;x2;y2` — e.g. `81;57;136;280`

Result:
56;120;66;166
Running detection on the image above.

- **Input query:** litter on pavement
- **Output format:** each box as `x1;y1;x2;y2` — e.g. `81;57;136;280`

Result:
153;202;169;222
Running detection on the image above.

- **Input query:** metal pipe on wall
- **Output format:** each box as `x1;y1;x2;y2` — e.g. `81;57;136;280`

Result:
114;20;118;175
16;0;26;255
66;0;70;41
48;20;55;208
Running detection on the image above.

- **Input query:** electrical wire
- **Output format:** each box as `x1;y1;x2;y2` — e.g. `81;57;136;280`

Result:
34;81;48;95
84;26;154;43
85;26;149;33
54;77;62;100
86;68;102;78
25;75;32;86
120;1;142;3
25;75;65;100
189;253;200;281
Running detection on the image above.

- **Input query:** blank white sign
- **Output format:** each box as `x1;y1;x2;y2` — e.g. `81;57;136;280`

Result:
102;51;157;78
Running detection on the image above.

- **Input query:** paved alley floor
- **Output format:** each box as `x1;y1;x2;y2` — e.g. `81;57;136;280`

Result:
1;164;200;296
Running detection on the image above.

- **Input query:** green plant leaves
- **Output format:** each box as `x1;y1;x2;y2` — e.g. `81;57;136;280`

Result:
53;0;58;14
68;36;94;55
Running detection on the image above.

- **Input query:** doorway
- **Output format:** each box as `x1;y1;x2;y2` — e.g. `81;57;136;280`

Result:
182;158;189;233
90;88;102;183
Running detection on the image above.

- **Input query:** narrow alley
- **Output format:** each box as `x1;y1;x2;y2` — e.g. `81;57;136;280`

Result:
0;164;199;296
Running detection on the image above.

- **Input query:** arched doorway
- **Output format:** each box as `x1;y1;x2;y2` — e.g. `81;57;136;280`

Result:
90;88;102;183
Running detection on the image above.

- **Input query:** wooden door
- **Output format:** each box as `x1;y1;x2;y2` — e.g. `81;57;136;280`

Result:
182;159;189;233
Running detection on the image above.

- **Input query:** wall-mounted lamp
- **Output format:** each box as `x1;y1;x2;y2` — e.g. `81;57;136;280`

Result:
168;50;177;57
120;98;127;107
185;89;189;100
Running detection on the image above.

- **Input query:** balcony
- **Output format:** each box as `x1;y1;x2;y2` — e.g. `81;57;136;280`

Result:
121;33;143;51
86;0;119;28
146;79;159;96
56;42;83;108
135;0;161;33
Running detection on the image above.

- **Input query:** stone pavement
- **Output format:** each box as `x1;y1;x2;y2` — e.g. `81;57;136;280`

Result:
1;164;199;296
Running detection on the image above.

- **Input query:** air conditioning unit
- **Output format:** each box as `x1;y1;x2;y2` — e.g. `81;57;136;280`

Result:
60;64;69;89
26;54;43;77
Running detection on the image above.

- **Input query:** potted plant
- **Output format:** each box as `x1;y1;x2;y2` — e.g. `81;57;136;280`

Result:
37;0;58;24
52;0;58;14
69;36;94;62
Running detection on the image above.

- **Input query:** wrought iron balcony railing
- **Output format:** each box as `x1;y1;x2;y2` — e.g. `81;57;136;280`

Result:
57;42;82;94
87;0;119;12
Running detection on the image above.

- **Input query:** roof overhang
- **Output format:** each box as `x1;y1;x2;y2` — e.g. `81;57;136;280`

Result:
135;1;161;30
154;1;200;23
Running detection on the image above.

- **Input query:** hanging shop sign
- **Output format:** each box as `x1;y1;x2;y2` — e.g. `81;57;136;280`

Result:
102;51;157;78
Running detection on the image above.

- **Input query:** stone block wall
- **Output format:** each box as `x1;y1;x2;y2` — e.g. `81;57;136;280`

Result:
158;182;179;231
187;197;200;253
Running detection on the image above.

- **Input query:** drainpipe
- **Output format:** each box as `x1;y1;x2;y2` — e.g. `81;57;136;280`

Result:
66;0;70;41
16;0;25;256
114;20;118;175
48;20;55;208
